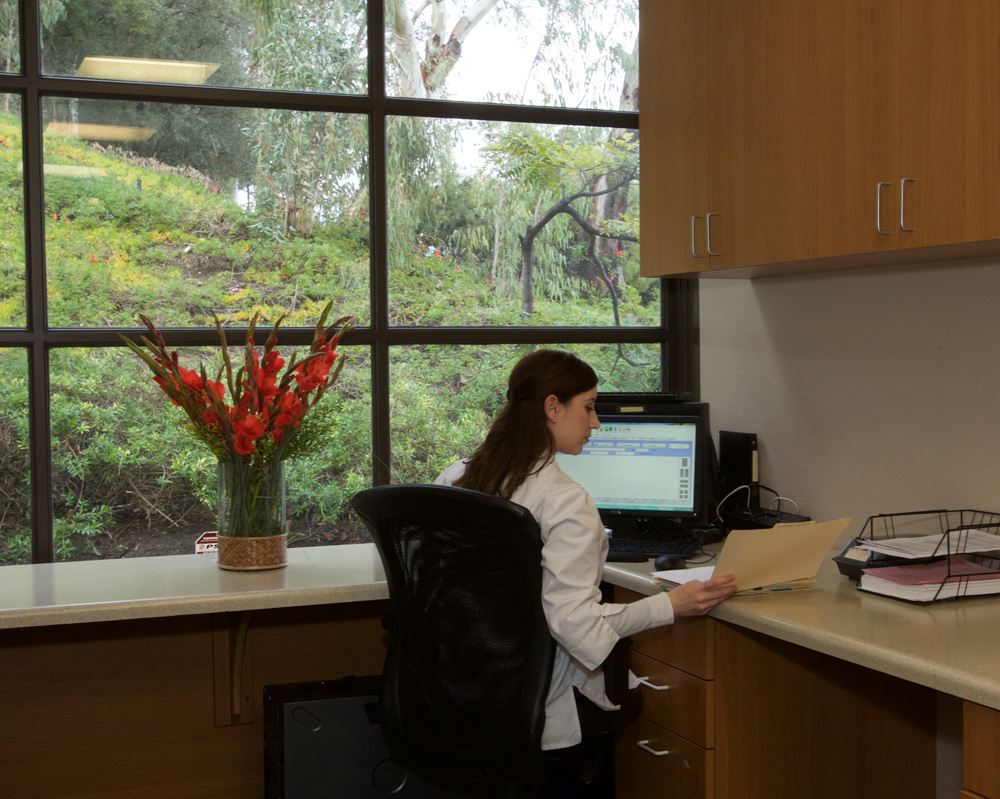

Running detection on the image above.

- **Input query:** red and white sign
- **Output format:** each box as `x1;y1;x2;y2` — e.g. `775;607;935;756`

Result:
195;531;218;554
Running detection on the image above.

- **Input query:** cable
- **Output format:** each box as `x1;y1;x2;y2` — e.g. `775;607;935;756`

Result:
715;482;804;522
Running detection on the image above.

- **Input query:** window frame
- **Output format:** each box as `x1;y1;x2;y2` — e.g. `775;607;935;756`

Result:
1;0;698;563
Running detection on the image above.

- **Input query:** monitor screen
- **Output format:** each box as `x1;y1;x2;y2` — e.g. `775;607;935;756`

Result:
555;413;702;520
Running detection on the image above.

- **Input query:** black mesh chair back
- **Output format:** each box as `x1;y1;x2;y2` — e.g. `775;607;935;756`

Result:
352;484;556;797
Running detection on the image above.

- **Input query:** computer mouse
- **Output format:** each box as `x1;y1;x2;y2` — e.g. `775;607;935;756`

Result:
654;554;687;571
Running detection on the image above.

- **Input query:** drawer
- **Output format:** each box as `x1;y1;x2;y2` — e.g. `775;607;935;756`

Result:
616;716;713;799
615;587;715;679
632;650;714;748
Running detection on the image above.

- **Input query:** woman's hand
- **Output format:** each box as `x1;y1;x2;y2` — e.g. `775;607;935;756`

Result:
667;574;737;617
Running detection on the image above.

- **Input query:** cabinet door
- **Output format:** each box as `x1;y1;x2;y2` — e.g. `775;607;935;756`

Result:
708;0;900;268
639;0;713;277
899;1;1000;249
964;701;1000;799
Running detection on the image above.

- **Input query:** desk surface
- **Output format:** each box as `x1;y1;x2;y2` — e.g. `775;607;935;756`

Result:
0;544;388;629
605;544;1000;712
2;539;998;712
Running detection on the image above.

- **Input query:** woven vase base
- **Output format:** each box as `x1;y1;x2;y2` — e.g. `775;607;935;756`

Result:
217;533;288;570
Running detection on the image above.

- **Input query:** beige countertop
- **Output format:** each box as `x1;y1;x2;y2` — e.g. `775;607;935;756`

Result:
605;539;1000;712
0;544;389;629
2;539;998;711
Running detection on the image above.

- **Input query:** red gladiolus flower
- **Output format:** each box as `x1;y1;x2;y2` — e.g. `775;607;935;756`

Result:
232;412;266;455
178;366;204;393
121;303;352;535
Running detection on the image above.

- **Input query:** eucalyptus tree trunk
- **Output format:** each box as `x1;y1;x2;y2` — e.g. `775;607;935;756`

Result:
387;0;502;98
588;35;639;283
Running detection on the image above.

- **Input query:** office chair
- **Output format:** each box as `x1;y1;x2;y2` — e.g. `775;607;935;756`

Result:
351;484;556;798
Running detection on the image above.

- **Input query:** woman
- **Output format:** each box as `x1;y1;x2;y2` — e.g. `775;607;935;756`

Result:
435;349;735;797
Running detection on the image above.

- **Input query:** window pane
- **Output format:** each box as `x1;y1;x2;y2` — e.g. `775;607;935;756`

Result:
49;346;371;562
0;0;18;74
1;94;24;328
387;117;649;327
41;0;367;93
0;348;30;565
389;343;661;482
42;99;370;329
385;0;638;109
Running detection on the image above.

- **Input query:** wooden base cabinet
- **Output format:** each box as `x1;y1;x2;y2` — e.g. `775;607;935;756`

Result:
613;588;937;798
965;702;1000;799
0;602;389;799
616;606;716;798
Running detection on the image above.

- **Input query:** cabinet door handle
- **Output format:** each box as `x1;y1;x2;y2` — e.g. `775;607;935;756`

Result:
637;739;671;757
706;212;719;255
690;215;705;257
876;182;891;234
900;177;915;231
635;676;671;692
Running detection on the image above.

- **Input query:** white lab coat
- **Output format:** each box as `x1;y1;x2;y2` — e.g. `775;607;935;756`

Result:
435;457;675;750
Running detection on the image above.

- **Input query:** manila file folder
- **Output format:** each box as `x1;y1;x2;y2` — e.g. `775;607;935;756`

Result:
714;517;851;592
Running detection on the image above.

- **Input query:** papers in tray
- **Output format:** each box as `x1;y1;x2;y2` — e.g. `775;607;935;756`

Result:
857;529;1000;559
653;517;851;595
859;556;1000;602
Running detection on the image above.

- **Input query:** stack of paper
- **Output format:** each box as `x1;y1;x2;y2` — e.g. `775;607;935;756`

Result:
859;556;1000;602
653;517;851;595
857;529;1000;559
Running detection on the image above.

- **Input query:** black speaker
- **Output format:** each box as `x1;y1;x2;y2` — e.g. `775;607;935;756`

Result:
264;676;456;799
718;430;758;506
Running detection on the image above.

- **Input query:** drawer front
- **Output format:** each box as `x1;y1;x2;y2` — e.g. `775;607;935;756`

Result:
616;716;713;799
616;587;714;679
632;650;714;748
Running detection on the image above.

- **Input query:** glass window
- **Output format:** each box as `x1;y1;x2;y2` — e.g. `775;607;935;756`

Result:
1;94;24;328
387;117;648;327
385;0;638;109
0;0;18;74
48;346;371;561
40;0;368;94
0;347;29;565
389;342;662;483
3;0;688;566
43;99;370;329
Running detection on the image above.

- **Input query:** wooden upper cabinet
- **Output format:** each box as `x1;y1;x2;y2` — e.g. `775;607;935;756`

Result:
900;1;1000;249
639;0;713;277
640;0;1000;278
708;0;900;268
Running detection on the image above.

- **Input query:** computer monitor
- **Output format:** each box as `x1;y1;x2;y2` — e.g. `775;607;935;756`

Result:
555;394;718;538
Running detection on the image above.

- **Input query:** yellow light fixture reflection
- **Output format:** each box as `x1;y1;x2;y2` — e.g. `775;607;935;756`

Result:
76;56;220;85
16;163;109;177
45;122;156;142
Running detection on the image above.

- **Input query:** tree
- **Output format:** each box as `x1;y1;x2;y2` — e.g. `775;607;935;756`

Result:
484;128;638;315
589;36;639;281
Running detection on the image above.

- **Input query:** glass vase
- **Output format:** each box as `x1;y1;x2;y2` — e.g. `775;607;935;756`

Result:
216;458;288;570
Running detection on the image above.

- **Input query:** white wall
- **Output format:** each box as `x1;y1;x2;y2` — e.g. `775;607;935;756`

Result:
699;257;1000;537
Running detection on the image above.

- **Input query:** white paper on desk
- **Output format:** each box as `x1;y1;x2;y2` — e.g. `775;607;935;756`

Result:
713;517;851;591
652;565;716;585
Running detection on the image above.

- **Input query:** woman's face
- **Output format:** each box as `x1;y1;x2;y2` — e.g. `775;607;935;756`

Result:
545;387;601;455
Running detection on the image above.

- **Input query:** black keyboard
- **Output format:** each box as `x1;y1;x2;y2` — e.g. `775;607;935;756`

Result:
606;536;702;563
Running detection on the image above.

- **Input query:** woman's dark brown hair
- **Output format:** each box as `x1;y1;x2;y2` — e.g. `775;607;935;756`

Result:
456;349;598;499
